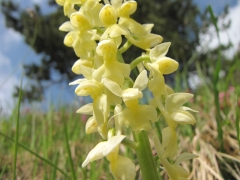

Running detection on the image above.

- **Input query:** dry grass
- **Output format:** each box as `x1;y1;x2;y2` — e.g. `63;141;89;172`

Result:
183;104;240;180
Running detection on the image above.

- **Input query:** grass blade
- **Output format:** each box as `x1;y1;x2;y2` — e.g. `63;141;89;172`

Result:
236;87;240;147
0;164;6;179
13;79;23;180
63;111;77;180
51;152;60;180
0;132;71;179
208;5;223;150
207;6;220;39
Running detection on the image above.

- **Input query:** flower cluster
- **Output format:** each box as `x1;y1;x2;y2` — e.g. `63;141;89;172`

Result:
56;0;198;179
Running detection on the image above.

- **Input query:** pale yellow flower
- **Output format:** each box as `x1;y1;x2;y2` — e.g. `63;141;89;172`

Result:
96;39;118;61
79;0;103;27
108;154;136;180
63;30;78;47
56;0;198;179
99;1;139;42
118;0;137;17
94;39;131;86
148;65;166;98
72;59;94;74
159;152;198;180
149;42;171;62
153;134;198;180
148;42;179;74
82;135;126;167
76;103;98;134
70;77;109;138
99;4;129;42
118;102;157;132
85;116;98;134
55;0;88;17
160;157;189;180
70;12;91;31
101;24;128;41
59;21;78;47
119;17;163;50
118;70;157;132
55;0;77;17
69;64;124;138
59;14;97;58
82;135;136;180
72;32;97;59
76;103;93;115
99;4;118;26
160;126;178;158
165;93;197;125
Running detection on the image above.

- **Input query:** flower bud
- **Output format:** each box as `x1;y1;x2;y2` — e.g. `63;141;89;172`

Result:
171;110;196;125
85;116;98;134
155;57;179;74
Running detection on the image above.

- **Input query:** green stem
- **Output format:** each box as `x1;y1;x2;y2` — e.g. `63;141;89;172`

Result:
13;80;22;180
119;40;132;53
208;6;223;151
134;130;159;180
63;116;77;180
154;122;162;144
122;138;137;150
117;50;125;63
236;87;240;147
130;56;150;70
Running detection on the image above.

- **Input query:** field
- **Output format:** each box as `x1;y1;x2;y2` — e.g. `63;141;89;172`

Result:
0;58;239;179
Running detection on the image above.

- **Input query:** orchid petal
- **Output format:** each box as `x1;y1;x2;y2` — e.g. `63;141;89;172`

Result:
133;70;148;91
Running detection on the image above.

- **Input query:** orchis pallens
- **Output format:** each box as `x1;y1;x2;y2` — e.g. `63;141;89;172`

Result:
56;0;198;179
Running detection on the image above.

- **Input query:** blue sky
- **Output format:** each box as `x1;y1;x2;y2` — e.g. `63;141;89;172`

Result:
194;0;238;13
0;0;240;114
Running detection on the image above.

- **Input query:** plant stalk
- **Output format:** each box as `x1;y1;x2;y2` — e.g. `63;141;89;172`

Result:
134;130;159;180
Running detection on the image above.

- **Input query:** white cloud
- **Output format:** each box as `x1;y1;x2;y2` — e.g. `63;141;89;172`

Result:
0;53;10;67
0;53;18;115
198;0;240;58
31;0;41;4
0;14;24;115
0;14;23;53
2;28;23;53
28;0;48;6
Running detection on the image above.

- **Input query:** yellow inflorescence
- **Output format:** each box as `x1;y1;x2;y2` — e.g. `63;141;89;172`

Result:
56;0;198;179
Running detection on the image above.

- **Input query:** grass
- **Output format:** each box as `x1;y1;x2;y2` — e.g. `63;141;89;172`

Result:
0;68;239;179
0;105;114;179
